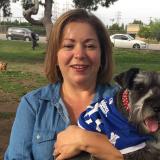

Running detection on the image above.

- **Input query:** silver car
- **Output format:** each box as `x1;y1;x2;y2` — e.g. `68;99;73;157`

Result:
6;27;39;42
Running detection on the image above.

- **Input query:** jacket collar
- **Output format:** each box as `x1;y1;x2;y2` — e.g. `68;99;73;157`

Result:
39;82;61;104
39;82;113;105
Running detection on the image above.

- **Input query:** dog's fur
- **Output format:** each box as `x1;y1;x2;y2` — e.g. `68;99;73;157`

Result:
69;68;160;160
114;68;160;160
0;61;7;71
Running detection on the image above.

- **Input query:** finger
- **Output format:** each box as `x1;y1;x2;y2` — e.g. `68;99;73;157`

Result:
53;148;60;157
54;142;57;148
56;153;67;160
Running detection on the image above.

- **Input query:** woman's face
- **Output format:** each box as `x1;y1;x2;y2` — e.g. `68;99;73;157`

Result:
57;22;101;86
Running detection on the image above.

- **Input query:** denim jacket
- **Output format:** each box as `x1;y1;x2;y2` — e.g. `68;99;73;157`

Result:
4;82;119;160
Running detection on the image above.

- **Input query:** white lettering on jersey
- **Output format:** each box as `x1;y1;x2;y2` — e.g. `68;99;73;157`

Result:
109;132;120;146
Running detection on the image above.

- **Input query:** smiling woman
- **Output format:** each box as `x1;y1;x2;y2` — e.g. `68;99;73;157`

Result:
4;9;123;160
56;21;101;124
58;22;101;93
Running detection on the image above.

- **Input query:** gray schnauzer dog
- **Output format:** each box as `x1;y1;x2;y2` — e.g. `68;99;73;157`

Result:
114;68;160;160
69;68;160;160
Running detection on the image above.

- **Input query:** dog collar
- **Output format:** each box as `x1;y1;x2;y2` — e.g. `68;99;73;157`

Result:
122;89;130;112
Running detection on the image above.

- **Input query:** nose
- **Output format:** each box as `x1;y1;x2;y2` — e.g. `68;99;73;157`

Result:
74;44;86;59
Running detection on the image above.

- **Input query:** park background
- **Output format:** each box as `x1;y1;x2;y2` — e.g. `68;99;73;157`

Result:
0;0;160;159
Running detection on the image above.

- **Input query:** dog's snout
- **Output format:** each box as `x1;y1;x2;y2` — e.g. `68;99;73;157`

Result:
152;87;160;95
153;107;160;112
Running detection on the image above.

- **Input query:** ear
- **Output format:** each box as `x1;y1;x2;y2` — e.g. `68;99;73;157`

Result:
114;68;140;89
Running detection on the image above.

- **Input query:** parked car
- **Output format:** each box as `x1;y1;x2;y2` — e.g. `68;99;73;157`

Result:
6;27;39;42
110;34;146;49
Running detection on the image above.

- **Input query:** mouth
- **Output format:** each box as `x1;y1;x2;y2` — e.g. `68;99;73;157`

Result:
144;116;159;133
70;64;89;71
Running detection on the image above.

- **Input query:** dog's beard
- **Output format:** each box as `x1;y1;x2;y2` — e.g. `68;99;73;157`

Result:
128;77;160;135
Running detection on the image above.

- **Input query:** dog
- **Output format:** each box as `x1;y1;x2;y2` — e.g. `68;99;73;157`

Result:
69;68;160;160
113;68;160;160
0;61;7;71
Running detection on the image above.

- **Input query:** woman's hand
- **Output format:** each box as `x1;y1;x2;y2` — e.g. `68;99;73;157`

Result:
54;125;84;160
54;125;123;160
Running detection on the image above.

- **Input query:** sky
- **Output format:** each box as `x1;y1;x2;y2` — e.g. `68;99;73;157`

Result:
9;0;160;26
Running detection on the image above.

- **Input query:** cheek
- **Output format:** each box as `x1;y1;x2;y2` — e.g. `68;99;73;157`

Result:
89;51;101;67
57;51;72;66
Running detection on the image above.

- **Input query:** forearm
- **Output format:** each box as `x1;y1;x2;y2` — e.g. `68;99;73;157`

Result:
54;125;123;160
79;130;123;160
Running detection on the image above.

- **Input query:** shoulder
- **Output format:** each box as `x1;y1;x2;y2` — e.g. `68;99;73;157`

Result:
103;83;120;94
19;82;61;110
94;83;120;102
25;83;60;99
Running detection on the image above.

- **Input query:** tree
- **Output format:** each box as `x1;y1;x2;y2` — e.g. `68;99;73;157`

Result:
73;0;118;11
150;20;160;41
109;23;125;34
138;26;151;39
132;19;143;25
138;20;160;42
12;0;118;40
0;0;11;17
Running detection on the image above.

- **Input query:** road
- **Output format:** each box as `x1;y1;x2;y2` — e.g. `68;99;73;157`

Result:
0;34;160;50
147;44;160;51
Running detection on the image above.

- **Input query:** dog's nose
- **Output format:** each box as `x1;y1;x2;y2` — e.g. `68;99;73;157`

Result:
153;107;160;112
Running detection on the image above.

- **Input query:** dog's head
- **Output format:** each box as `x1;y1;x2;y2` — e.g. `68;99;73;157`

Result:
114;68;160;135
0;62;7;71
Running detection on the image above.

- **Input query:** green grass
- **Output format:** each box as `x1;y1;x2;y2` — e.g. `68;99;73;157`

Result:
0;40;46;63
0;40;47;97
0;40;160;97
113;48;160;73
0;71;47;97
0;112;15;119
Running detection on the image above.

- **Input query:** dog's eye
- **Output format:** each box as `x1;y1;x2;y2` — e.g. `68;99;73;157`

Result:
133;84;145;91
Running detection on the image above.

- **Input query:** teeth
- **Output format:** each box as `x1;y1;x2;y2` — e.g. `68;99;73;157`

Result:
72;65;87;69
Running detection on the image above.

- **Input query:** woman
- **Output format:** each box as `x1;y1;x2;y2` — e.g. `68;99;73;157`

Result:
4;9;123;160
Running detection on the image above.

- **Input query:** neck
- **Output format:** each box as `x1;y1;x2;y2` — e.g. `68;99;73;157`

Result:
61;82;96;124
62;81;96;99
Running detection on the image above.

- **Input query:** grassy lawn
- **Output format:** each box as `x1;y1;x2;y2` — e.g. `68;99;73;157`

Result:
0;40;45;63
0;71;46;97
0;40;47;98
0;40;160;97
114;48;160;73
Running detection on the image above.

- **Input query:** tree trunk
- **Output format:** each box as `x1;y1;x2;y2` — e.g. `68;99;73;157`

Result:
42;0;53;41
23;0;53;41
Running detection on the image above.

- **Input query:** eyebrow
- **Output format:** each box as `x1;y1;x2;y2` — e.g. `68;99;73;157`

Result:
63;38;98;43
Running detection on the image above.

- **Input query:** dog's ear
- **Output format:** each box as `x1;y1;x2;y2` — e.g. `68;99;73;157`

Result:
114;68;140;89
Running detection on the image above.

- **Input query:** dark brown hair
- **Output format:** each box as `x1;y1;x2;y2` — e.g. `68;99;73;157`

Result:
44;8;113;84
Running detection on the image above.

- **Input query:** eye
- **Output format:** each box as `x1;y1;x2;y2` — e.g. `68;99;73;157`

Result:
133;83;145;91
63;44;74;50
85;43;97;49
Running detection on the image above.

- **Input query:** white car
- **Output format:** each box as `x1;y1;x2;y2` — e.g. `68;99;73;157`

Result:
110;34;147;49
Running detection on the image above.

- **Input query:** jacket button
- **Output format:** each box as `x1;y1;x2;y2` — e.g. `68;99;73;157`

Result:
36;134;40;139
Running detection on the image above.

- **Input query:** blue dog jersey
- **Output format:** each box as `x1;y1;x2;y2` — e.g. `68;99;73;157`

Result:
78;97;150;154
